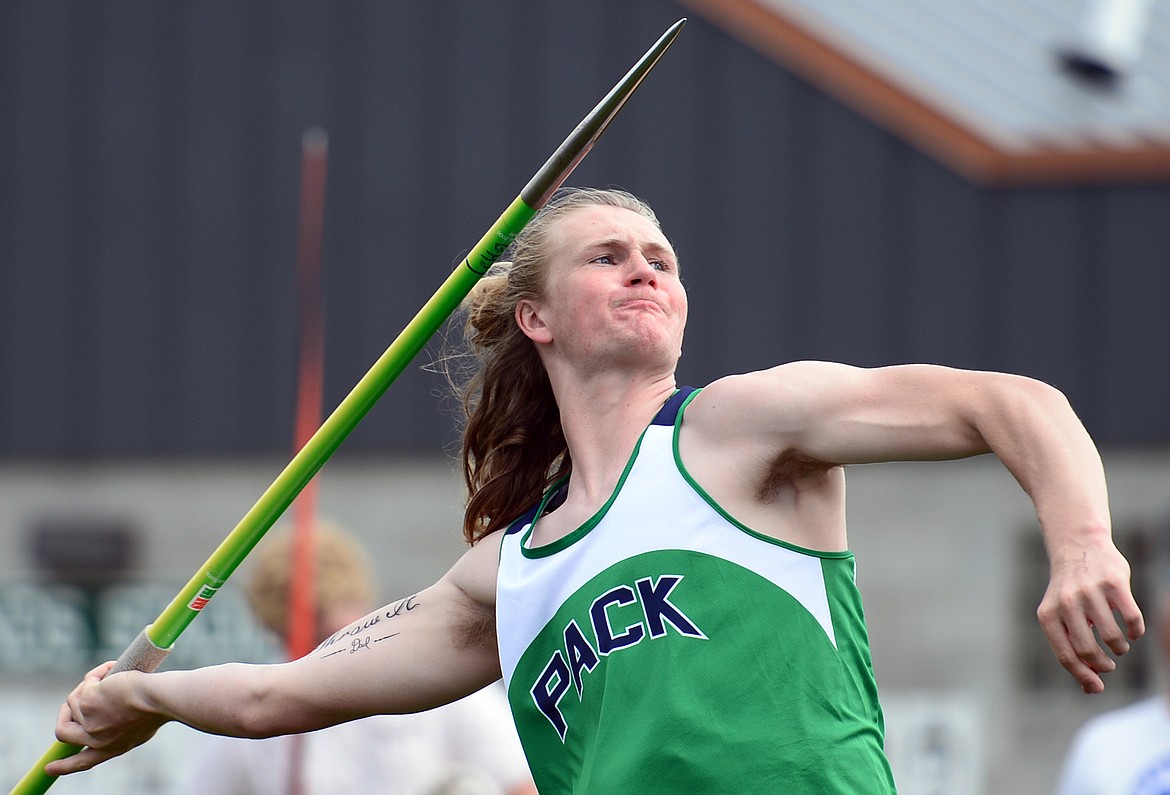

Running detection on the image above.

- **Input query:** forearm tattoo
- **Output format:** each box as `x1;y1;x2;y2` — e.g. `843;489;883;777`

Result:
315;595;420;659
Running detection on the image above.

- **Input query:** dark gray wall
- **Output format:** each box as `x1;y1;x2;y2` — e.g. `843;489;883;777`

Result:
2;0;1168;456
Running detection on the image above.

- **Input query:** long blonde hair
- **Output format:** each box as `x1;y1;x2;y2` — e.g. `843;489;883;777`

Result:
454;187;660;543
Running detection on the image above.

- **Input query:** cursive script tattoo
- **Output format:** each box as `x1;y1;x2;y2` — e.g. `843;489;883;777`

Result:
385;594;420;619
315;594;422;653
321;631;399;659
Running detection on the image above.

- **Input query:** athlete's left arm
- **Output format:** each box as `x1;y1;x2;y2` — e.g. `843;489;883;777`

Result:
698;361;1145;693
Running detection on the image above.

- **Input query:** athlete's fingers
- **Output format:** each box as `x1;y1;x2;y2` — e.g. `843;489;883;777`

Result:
56;699;94;743
85;660;117;682
1037;600;1106;693
1107;583;1146;645
44;745;112;777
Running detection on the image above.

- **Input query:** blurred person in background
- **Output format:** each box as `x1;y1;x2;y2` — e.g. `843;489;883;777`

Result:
175;522;536;795
1054;552;1170;795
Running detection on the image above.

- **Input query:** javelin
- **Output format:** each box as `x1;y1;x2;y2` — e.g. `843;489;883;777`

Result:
9;17;686;795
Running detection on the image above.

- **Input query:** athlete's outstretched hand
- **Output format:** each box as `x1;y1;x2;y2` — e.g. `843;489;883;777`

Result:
1037;536;1145;694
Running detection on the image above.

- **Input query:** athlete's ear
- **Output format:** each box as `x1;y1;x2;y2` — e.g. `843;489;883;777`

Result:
516;299;553;345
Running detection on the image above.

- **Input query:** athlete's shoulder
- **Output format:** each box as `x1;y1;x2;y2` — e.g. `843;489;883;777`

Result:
690;362;857;426
686;367;794;425
442;530;504;609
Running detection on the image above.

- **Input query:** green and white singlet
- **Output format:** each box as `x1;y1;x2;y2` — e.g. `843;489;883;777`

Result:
496;388;897;794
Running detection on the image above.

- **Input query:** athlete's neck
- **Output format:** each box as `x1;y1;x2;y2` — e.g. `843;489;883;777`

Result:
552;372;676;505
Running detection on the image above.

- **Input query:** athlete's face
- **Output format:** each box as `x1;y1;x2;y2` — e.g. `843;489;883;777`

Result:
517;205;687;372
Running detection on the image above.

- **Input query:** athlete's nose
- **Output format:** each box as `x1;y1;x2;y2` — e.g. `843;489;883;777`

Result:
625;253;658;287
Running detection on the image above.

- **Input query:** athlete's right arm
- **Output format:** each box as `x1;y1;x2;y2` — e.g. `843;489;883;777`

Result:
46;532;503;777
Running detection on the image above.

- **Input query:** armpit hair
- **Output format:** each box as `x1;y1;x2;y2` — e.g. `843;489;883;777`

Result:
452;594;498;652
757;451;839;504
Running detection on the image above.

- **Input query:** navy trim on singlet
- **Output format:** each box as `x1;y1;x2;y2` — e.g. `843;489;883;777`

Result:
652;385;696;426
502;386;697;536
505;501;542;536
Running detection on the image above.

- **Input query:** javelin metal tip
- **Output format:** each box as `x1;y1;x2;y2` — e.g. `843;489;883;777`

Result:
521;18;687;208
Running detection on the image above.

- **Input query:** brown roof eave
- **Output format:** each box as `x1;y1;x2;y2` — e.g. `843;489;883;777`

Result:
679;0;1170;186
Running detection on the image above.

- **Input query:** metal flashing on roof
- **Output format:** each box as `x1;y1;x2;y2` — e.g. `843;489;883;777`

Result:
680;0;1170;185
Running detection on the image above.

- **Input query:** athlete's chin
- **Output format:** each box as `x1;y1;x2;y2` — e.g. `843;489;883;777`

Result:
612;332;682;368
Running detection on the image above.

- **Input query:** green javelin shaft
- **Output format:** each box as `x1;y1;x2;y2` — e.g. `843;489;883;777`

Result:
10;17;685;795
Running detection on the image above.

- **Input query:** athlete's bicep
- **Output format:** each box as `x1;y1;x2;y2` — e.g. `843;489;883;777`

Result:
695;363;991;466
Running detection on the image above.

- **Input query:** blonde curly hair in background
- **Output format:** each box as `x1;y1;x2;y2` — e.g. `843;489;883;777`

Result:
245;521;377;641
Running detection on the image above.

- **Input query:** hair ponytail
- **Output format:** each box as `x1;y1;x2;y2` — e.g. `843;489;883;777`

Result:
457;265;569;543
